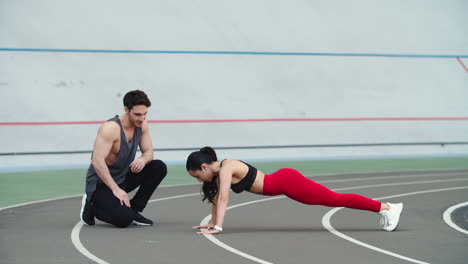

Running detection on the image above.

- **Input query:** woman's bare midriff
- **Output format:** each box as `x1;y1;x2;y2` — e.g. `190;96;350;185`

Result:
248;170;265;194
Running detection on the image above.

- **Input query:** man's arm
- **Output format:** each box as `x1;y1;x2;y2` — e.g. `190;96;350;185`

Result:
91;122;130;207
129;121;153;173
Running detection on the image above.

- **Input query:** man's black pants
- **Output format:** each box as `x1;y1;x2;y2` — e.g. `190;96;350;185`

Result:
91;160;167;227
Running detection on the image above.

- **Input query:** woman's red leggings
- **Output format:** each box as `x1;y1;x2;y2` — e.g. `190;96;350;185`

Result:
263;168;381;212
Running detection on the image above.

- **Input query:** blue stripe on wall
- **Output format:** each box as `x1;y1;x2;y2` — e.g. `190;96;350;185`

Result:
1;48;467;58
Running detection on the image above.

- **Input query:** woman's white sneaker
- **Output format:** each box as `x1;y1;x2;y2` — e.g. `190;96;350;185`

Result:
379;203;403;231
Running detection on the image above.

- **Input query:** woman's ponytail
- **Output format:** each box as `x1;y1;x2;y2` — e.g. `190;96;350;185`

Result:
202;178;218;204
200;146;217;162
186;146;219;204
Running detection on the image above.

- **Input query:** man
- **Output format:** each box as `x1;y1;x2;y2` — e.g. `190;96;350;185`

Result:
80;90;167;227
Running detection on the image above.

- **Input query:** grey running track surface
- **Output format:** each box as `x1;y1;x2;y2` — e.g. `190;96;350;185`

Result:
1;170;467;264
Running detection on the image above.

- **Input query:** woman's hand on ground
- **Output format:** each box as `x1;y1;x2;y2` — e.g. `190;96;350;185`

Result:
196;229;221;235
192;224;214;229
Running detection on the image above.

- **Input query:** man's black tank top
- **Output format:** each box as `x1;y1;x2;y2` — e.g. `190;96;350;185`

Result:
85;116;142;198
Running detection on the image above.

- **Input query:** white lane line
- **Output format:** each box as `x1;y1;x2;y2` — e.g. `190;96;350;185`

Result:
199;196;285;264
322;178;468;191
319;172;467;184
70;193;200;264
200;214;275;264
0;194;82;211
0;183;200;212
442;201;468;235
148;193;201;203
322;186;468;264
199;179;468;264
71;222;109;264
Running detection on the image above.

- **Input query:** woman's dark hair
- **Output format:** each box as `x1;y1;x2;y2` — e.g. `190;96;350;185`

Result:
186;146;219;204
123;90;151;110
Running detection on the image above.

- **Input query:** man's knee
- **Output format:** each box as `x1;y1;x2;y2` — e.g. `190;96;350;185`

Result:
112;210;134;228
95;205;134;228
148;160;167;177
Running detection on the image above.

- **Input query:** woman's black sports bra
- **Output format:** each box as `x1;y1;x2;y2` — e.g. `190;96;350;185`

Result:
220;159;257;193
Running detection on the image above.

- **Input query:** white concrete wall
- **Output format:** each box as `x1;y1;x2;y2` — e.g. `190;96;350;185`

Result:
1;0;467;170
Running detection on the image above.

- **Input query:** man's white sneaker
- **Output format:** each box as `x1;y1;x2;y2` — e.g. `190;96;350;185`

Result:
379;202;403;231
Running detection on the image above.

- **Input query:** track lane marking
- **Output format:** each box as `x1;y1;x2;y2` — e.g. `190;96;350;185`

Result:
322;186;468;264
70;193;200;263
319;172;467;184
442;201;468;235
71;222;109;264
0;183;198;212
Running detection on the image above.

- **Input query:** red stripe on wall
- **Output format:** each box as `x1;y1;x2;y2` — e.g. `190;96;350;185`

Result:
0;121;104;125
1;117;468;126
148;117;468;123
456;57;468;73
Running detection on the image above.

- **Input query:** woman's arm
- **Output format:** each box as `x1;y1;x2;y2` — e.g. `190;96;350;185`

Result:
197;161;234;234
213;169;231;229
193;198;218;230
211;199;218;225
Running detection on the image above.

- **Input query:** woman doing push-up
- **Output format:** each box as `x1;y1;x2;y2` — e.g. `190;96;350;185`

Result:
186;147;403;235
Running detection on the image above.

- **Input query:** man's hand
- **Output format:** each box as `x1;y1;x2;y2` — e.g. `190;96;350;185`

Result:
129;158;146;173
112;188;131;207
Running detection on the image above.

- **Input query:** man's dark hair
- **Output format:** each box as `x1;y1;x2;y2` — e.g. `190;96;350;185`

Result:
123;90;151;110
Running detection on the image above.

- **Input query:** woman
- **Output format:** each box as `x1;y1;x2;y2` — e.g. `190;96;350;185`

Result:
186;147;403;235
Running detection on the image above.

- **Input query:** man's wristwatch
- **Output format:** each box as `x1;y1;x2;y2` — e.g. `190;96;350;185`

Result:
213;225;223;232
